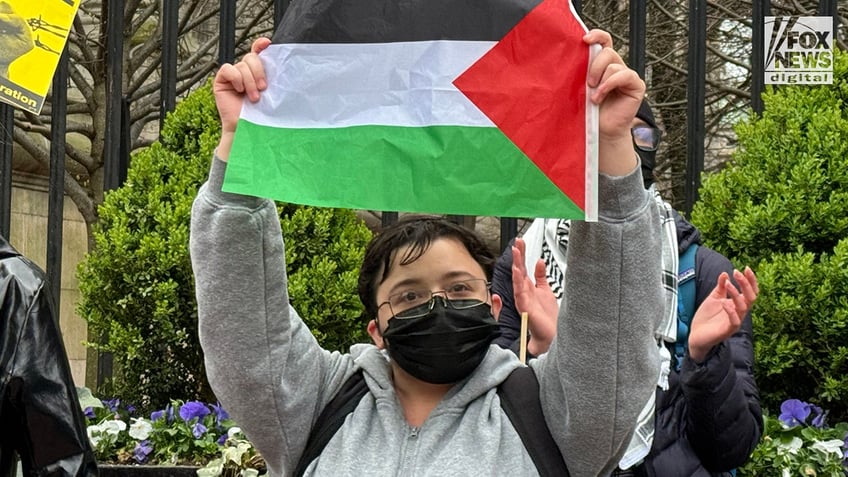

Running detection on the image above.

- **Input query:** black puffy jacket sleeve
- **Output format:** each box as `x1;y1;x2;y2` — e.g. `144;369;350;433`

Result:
0;247;99;477
678;246;763;472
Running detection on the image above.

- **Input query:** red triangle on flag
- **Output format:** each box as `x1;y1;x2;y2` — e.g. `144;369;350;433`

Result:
453;0;589;210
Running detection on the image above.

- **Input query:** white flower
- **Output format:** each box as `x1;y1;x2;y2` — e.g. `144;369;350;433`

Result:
778;437;803;455
87;425;103;447
228;426;242;438
222;441;253;465
101;418;127;436
197;458;224;477
129;417;153;440
810;439;845;458
87;419;125;448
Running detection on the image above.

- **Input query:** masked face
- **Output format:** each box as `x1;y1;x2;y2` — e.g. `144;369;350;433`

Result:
631;118;660;190
378;297;501;384
638;148;656;190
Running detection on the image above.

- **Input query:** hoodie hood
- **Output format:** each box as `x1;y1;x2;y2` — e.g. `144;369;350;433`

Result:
672;209;702;254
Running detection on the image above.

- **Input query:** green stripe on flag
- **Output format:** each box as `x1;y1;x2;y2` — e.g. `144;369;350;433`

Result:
224;120;582;218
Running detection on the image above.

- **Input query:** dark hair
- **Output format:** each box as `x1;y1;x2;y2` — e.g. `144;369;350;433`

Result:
357;215;496;318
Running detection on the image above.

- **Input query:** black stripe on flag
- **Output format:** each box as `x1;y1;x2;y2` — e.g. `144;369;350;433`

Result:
274;0;545;43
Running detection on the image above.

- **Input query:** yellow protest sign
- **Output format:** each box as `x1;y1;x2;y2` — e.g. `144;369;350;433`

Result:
0;0;80;114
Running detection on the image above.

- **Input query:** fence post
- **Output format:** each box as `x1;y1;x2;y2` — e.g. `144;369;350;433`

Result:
104;0;125;192
500;218;517;253
0;104;11;239
683;0;706;217
751;0;771;115
817;0;838;30
48;49;69;315
98;0;126;390
219;0;236;65
160;0;179;133
629;0;647;78
382;211;398;228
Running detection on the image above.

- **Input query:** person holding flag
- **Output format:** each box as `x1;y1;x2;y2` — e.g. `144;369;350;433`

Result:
192;28;666;476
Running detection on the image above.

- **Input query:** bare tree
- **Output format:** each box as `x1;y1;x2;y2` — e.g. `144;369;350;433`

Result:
580;0;846;211
12;0;275;249
12;1;846;245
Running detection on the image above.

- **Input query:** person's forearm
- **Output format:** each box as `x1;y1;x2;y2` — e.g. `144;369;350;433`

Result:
683;333;763;470
216;132;235;162
191;157;289;463
598;134;638;177
536;163;662;477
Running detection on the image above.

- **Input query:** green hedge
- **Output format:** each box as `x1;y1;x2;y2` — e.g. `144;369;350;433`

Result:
691;49;848;421
78;83;371;410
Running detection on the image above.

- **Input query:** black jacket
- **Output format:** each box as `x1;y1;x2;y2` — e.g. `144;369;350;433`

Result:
0;237;98;477
492;213;763;476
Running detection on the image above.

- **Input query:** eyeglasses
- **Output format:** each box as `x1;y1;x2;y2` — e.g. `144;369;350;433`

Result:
631;126;662;152
378;278;491;319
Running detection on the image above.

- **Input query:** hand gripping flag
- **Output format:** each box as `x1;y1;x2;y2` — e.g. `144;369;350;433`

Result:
224;0;598;220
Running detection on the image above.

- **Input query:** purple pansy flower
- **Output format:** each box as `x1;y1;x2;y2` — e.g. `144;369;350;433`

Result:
217;433;228;445
179;401;211;422
150;409;165;421
165;403;175;423
810;404;826;428
211;402;229;423
126;404;136;415
84;407;96;419
779;399;811;428
192;422;207;439
133;440;154;464
103;398;120;413
843;434;848;463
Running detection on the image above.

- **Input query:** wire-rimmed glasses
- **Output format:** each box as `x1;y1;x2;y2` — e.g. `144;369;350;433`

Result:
378;278;491;319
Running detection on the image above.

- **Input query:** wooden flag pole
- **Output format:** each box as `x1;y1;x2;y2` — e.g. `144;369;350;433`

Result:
519;312;528;364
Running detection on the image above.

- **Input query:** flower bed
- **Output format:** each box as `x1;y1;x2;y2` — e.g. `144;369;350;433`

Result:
740;399;848;476
81;391;265;476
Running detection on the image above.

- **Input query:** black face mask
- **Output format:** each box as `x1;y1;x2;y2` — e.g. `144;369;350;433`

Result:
379;297;501;384
637;148;656;190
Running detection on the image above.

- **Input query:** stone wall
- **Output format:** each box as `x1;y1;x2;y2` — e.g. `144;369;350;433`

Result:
9;172;89;388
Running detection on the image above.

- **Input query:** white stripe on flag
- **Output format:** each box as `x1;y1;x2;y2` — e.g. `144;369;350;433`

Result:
243;41;498;129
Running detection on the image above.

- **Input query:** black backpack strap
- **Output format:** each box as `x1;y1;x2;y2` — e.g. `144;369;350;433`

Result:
498;366;570;477
293;370;369;477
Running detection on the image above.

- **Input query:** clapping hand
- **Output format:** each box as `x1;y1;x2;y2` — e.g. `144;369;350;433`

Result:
511;238;559;356
688;267;759;363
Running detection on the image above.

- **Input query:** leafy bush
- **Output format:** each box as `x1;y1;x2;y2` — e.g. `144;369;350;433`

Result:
78;82;372;411
691;49;848;421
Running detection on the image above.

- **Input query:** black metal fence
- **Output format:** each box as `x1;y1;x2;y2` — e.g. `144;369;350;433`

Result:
0;0;841;341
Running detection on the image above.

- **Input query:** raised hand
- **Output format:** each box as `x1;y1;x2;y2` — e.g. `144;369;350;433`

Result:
688;267;759;363
583;29;645;178
213;37;271;160
511;238;559;356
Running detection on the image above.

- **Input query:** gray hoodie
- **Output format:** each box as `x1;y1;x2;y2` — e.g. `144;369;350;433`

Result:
190;157;662;477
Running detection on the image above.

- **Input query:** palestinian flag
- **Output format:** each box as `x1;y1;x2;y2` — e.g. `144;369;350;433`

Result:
224;0;598;220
